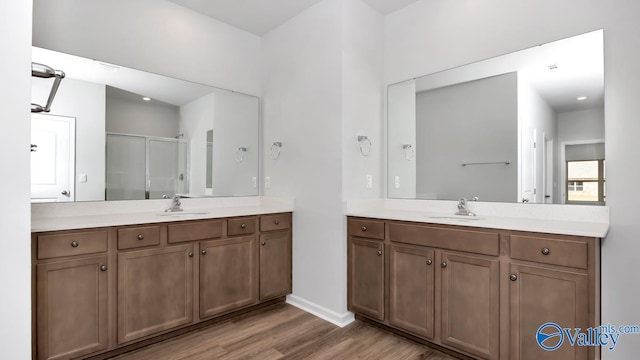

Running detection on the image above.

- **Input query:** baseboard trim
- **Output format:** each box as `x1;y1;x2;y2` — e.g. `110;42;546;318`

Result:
286;294;355;328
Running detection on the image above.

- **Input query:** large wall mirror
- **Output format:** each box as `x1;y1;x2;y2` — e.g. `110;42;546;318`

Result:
388;29;604;205
31;47;259;202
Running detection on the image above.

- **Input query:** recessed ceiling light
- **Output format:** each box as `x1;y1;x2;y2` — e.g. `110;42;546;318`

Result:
142;97;151;101
577;96;588;101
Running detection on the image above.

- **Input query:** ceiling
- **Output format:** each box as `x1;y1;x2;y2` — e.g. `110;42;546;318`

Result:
167;0;420;35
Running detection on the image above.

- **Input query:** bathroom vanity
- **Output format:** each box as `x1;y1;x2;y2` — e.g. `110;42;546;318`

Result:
31;201;292;360
346;202;607;360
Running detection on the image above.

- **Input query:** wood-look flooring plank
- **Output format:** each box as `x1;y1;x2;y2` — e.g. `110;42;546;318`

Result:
113;303;458;360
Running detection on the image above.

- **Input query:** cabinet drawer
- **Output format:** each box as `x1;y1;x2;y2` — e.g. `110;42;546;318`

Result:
118;225;161;250
228;217;256;236
348;218;385;240
168;220;223;243
510;234;588;269
260;214;291;232
37;230;108;259
389;223;499;256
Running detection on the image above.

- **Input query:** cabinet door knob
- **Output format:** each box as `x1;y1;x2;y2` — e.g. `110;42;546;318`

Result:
426;259;433;265
100;265;107;272
137;234;144;240
377;250;382;256
261;241;266;246
201;249;207;255
241;223;246;229
70;241;79;248
541;247;550;255
510;274;518;281
441;261;447;268
188;252;194;257
361;226;367;232
274;220;280;225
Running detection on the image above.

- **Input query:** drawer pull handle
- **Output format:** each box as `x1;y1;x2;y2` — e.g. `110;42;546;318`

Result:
426;259;433;265
441;262;447;268
201;249;207;255
100;265;107;272
261;241;266;246
137;234;144;240
241;223;246;229
274;220;280;225
188;252;194;257
70;241;79;248
377;250;382;256
361;226;367;232
510;274;518;281
541;247;550;256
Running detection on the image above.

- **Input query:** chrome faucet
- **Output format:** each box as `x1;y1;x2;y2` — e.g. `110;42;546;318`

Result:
455;198;476;216
165;195;183;212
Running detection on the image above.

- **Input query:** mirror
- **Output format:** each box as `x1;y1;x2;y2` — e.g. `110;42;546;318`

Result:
388;29;604;205
30;47;259;202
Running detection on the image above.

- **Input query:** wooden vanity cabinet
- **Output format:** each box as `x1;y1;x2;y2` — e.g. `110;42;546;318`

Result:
33;230;111;360
508;232;594;360
347;217;599;360
33;212;293;360
259;213;292;300
199;236;258;318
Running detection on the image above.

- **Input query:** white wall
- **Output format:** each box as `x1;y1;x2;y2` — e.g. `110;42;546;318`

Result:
32;77;106;201
387;80;417;198
518;74;557;203
0;0;32;359
262;0;347;320
106;89;180;138
416;73;518;202
32;0;261;95
341;0;384;200
211;92;260;196
385;1;640;358
558;107;605;142
180;93;215;195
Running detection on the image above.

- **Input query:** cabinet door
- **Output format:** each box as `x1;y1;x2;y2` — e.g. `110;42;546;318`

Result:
36;256;108;360
259;230;292;300
200;236;258;318
509;263;588;360
389;245;435;339
348;238;384;320
117;244;194;344
440;251;499;359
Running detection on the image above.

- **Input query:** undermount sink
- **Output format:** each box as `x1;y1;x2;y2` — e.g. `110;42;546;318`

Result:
158;211;210;216
426;215;484;221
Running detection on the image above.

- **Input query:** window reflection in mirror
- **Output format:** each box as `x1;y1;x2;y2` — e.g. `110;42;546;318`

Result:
387;29;604;205
30;46;260;202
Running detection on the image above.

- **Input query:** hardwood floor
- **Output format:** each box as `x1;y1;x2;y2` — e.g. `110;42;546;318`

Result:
112;303;457;360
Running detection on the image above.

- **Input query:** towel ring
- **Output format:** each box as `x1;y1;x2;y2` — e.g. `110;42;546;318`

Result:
357;136;372;156
402;144;415;161
270;142;283;160
236;147;247;163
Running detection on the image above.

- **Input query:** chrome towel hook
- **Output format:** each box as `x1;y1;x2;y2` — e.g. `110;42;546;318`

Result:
270;142;283;160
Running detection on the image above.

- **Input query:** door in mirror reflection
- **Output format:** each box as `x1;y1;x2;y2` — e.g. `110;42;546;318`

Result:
31;114;75;203
149;139;188;199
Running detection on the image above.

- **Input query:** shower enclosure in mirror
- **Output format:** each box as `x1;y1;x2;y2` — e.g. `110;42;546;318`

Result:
388;29;604;205
30;46;260;202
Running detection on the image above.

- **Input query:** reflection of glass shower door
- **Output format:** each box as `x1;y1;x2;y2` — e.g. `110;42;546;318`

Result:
148;139;189;199
106;134;188;200
106;134;146;200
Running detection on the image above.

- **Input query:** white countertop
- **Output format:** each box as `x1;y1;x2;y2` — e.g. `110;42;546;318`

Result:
32;197;294;232
345;199;609;238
